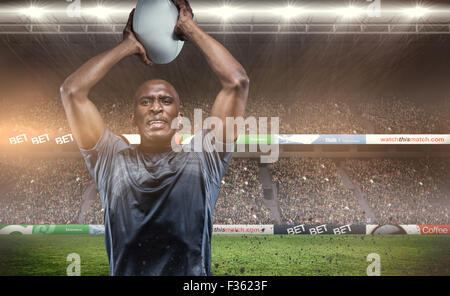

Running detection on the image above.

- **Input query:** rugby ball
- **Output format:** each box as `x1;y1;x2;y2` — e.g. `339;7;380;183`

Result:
133;0;184;64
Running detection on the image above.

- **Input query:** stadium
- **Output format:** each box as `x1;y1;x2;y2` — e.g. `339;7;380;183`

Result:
0;0;449;277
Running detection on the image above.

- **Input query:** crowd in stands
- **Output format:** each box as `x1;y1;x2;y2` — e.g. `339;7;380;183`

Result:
0;98;70;140
1;94;449;225
1;96;449;143
1;156;448;225
0;156;91;224
345;158;450;225
214;159;271;224
273;158;366;225
356;97;450;134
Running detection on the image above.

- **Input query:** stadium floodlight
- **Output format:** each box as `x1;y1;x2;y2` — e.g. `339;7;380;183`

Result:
86;6;114;20
337;6;364;19
20;6;46;18
403;6;430;18
220;6;240;20
274;6;304;20
7;4;443;22
199;5;242;20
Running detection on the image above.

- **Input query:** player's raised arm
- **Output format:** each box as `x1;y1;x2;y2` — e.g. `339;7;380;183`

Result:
172;0;249;142
60;10;151;150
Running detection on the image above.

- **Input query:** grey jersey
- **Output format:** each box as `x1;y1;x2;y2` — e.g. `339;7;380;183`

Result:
80;128;233;275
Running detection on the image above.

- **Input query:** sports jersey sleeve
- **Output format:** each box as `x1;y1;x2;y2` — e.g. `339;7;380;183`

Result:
186;128;235;214
190;128;235;186
79;128;128;206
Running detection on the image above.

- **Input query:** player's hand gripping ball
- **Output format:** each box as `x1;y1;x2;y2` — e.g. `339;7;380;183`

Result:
133;0;192;64
123;9;152;65
171;0;194;41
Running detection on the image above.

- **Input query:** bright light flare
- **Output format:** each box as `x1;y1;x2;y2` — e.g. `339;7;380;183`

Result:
20;6;46;18
86;6;114;20
403;6;430;18
10;4;440;21
200;6;242;20
274;6;304;19
337;6;364;18
220;6;240;20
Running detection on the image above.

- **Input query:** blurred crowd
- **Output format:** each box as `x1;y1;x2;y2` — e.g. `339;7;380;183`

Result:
215;159;272;224
1;96;449;142
345;158;450;225
0;156;448;225
356;97;450;134
0;156;91;224
273;158;366;225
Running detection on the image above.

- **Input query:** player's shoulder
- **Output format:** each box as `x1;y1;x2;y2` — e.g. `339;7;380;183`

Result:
101;128;133;154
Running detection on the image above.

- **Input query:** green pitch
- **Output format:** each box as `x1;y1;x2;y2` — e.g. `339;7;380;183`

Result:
0;235;448;276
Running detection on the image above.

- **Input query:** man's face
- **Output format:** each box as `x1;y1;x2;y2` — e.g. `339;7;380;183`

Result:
132;80;181;147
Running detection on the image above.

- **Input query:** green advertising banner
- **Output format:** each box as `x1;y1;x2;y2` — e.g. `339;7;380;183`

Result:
32;225;89;235
181;134;273;145
0;225;90;235
236;134;273;145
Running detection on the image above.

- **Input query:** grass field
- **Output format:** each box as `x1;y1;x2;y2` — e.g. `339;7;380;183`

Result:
0;235;448;276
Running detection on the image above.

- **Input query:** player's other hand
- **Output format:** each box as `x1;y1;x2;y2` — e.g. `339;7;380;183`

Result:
123;9;152;65
171;0;194;41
